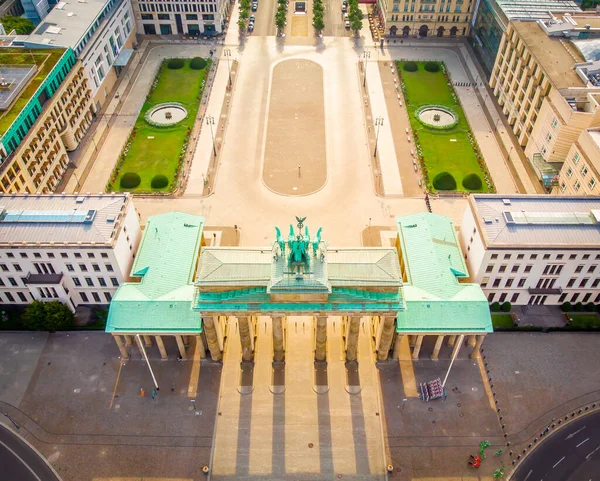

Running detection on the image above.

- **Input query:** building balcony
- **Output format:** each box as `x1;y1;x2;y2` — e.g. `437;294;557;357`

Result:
528;287;562;295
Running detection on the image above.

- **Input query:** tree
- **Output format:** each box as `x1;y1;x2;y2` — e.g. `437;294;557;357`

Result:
44;301;74;331
0;15;35;35
313;14;325;32
275;7;286;32
22;301;46;330
240;8;249;20
238;18;246;33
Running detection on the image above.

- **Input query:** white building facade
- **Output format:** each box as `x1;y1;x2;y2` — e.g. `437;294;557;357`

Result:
132;0;227;36
0;193;140;311
460;195;600;306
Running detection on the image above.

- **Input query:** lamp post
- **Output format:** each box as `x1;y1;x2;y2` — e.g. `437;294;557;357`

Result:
206;115;216;157
136;335;159;391
374;116;383;157
362;51;371;88
223;48;232;87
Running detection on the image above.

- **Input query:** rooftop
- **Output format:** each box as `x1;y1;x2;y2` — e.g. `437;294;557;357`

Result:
106;212;205;334
0;48;65;137
512;20;586;89
469;194;600;248
25;0;113;50
395;213;492;333
496;0;580;22
0;193;131;246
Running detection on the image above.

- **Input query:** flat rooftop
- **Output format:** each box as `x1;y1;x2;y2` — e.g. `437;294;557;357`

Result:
25;0;113;50
512;20;585;89
469;194;600;248
0;48;65;137
0;193;131;246
497;0;580;21
106;212;205;334
395;213;492;333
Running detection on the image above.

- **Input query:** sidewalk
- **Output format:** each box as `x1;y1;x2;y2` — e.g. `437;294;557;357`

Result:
365;60;403;196
511;305;566;328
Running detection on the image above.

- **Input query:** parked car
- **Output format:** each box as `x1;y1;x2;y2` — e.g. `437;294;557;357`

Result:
252;2;258;11
342;0;348;5
248;22;254;31
250;14;255;22
345;20;350;29
341;4;347;12
344;12;349;20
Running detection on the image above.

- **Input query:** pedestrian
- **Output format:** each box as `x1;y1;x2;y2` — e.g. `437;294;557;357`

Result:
151;388;158;403
468;455;481;468
298;164;301;177
177;355;182;362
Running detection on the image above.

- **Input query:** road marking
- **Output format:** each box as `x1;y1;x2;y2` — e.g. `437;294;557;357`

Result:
586;445;600;460
577;438;590;448
109;360;123;409
0;440;42;481
523;469;533;481
565;426;586;440
553;456;565;468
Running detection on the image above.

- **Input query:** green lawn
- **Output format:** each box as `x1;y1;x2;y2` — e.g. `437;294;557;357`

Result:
564;313;600;329
109;59;210;192
397;61;490;193
491;313;514;329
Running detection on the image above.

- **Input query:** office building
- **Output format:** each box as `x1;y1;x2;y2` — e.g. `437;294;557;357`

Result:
460;194;600;306
557;128;600;195
132;0;228;36
0;193;141;310
0;48;94;194
23;0;136;109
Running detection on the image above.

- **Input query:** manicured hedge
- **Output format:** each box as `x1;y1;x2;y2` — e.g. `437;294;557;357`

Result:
490;302;500;312
190;57;207;70
403;61;418;72
500;301;512;312
560;302;572;312
168;58;185;69
151;174;169;189
120;172;141;189
462;173;483;191
424;61;440;73
433;171;456;190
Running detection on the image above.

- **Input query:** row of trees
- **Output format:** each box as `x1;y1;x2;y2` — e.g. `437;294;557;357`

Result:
238;0;251;34
22;301;75;331
275;0;288;34
313;0;324;33
348;0;364;34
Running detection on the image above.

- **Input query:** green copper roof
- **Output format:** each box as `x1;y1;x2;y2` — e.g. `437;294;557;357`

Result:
395;213;492;333
106;212;205;333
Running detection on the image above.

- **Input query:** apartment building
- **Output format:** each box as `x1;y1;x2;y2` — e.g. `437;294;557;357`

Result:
0;193;141;310
133;0;228;36
460;194;600;306
375;0;474;38
0;48;94;194
557;128;600;195
490;16;600;189
23;0;136;109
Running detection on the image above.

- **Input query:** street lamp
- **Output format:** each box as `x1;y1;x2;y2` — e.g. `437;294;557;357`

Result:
373;116;383;157
206;115;216;157
223;48;232;87
136;335;159;392
362;51;371;88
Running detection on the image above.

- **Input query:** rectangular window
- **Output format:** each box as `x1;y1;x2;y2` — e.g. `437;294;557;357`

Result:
517;254;524;260
592;278;600;288
571;293;579;302
504;254;511;260
104;292;112;302
79;264;88;272
111;277;119;287
158;13;170;19
505;278;514;287
579;278;589;288
589;178;597;190
581;166;589;177
47;253;55;259
85;277;94;287
570;254;577;260
575;265;584;273
486;265;493;273
105;264;114;272
61;252;68;258
487;293;495;302
524;265;532;273
9;277;17;286
573;153;580;164
499;293;507;302
510;293;519;303
499;265;507;273
490;254;498;260
92;264;100;272
13;264;21;272
583;293;592;303
559;293;567;303
80;292;89;303
101;253;109;258
567;278;576;287
141;13;153;19
66;264;74;272
0;264;8;271
481;278;489;288
493;279;501;287
98;277;107;287
186;13;197;19
17;292;27;302
511;265;520;273
543;254;550;260
6;292;15;302
87;252;95;259
518;278;526;287
551;118;558;128
588;265;596;273
33;253;41;258
92;292;101;302
73;277;81;287
530;254;537;260
20;252;28;258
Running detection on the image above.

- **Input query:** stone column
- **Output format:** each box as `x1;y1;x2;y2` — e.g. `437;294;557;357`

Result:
175;335;188;360
377;316;396;362
143;335;153;347
447;335;457;347
123;335;133;346
450;334;464;360
392;334;403;360
467;335;477;347
412;335;424;359
155;335;168;360
345;316;361;362
470;335;485;359
112;334;129;360
238;316;254;362
196;335;206;359
315;315;328;362
203;316;222;361
408;335;416;347
272;315;285;362
431;335;444;360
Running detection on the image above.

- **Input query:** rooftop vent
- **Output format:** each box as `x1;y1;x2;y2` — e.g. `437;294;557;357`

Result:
75;196;85;203
56;1;66;9
483;217;493;224
502;199;511;205
106;215;115;223
67;12;74;17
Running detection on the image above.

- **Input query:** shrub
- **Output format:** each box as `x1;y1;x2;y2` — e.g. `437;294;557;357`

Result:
424;61;440;73
575;302;584;312
433;171;457;190
403;61;418;72
462;173;483;191
120;172;141;189
190;57;207;70
22;301;46;330
168;58;185;69
151;174;169;189
490;302;500;312
500;301;512;312
44;301;75;331
560;302;572;312
585;302;596;312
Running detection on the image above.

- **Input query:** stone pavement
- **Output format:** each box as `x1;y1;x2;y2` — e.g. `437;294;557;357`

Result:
211;316;386;480
365;58;403;196
512;305;566;328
